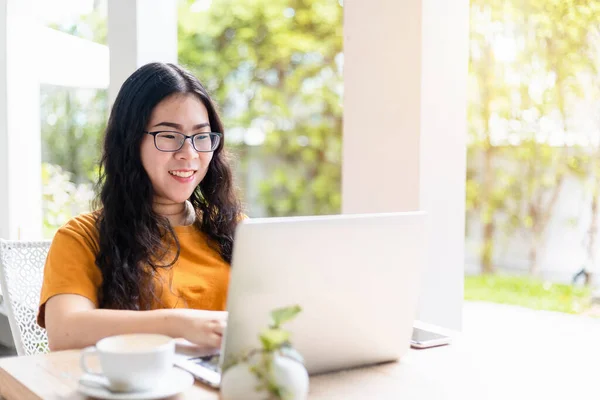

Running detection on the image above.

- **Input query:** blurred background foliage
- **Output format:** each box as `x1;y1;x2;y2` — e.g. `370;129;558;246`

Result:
467;0;600;284
41;0;600;295
178;0;343;217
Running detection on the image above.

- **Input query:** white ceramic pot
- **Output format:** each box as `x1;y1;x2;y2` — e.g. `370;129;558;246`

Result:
221;353;309;400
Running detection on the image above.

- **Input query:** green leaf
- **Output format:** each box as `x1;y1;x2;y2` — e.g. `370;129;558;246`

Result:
270;305;302;327
259;328;290;351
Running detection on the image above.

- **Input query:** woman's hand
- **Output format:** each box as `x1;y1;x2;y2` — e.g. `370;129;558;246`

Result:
172;309;228;351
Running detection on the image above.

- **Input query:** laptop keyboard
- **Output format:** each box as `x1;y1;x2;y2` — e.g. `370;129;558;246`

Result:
191;354;220;372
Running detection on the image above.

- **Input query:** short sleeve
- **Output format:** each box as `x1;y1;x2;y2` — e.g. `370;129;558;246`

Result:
37;213;103;328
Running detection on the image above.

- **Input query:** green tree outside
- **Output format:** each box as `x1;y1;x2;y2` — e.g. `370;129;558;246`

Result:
178;0;343;217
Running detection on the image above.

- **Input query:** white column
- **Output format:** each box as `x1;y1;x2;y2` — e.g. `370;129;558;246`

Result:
107;0;178;106
342;0;468;330
419;0;469;331
342;0;422;212
0;0;42;240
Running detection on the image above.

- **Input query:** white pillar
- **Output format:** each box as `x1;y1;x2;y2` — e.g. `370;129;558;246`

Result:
342;0;468;330
0;0;42;240
107;0;178;106
419;0;469;331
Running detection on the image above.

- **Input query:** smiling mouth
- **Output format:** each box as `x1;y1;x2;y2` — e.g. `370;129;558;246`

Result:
168;170;196;178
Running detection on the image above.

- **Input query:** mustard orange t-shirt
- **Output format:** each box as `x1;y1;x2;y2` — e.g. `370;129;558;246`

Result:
37;212;230;328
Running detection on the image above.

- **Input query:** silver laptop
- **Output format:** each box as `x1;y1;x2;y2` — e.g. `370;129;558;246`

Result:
175;212;426;387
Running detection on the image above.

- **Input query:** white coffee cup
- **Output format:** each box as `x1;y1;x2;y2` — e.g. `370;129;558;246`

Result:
80;333;175;392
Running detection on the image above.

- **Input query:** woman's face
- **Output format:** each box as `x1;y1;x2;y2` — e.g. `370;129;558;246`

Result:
140;94;214;205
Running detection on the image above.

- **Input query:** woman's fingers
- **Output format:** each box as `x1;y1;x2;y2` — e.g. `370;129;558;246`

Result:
207;332;223;349
208;319;227;335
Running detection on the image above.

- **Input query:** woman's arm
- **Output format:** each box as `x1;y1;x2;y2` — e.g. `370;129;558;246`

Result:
44;294;226;351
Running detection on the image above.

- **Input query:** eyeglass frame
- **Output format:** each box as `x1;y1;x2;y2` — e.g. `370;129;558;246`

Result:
144;131;223;152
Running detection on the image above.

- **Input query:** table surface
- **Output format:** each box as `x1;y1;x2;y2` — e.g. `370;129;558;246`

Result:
0;322;495;400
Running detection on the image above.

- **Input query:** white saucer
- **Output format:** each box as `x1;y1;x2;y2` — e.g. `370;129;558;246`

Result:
77;367;194;400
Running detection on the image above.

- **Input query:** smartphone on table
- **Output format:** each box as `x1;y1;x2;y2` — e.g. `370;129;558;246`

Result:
410;327;452;349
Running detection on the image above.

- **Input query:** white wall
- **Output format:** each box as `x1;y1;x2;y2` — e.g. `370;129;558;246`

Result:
0;0;42;240
343;0;468;330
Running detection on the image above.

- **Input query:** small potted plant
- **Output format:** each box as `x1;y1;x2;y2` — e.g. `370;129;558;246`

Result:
220;305;309;400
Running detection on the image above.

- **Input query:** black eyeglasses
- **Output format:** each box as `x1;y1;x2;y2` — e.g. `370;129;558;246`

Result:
145;131;222;152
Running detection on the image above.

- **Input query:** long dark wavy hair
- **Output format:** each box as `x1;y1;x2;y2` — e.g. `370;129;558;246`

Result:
94;62;242;310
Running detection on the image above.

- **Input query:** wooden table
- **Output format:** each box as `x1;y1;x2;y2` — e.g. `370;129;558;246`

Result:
0;323;493;400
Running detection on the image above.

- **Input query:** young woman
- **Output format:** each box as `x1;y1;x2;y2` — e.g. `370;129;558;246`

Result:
37;62;243;352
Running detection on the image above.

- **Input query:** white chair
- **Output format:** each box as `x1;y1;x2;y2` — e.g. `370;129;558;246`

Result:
0;239;51;356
